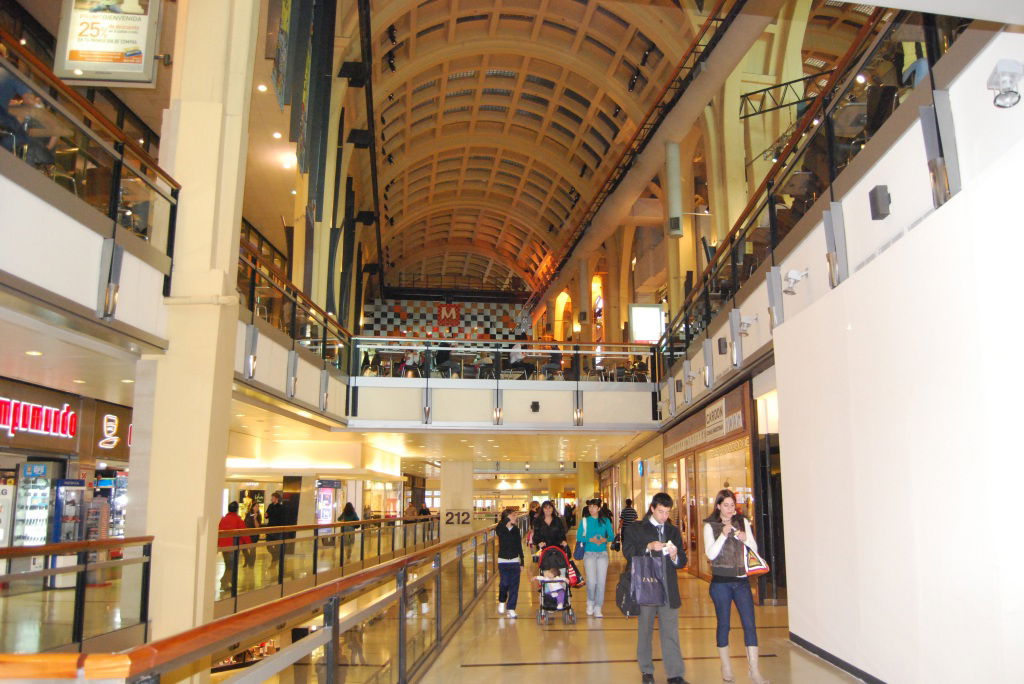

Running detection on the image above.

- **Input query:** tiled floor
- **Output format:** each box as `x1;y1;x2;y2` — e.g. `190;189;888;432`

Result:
419;541;859;684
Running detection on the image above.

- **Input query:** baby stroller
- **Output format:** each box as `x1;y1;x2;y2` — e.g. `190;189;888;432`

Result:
535;545;579;625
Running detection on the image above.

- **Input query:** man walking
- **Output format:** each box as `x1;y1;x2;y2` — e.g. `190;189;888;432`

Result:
619;498;639;535
217;501;250;592
623;492;688;684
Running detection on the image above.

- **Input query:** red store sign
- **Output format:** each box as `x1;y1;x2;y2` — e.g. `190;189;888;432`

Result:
436;303;461;327
0;397;77;439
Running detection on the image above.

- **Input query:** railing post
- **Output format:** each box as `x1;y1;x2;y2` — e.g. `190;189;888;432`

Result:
360;522;365;562
456;543;464;614
433;552;443;645
140;542;153;641
324;595;340;684
71;550;88;648
278;536;286;587
483;531;489;582
313;533;319;579
107;141;125;225
766;180;779;250
377;521;382;559
396;566;408;683
340;526;346;570
403;520;408;550
471;536;478;597
230;536;240;600
391;519;396;554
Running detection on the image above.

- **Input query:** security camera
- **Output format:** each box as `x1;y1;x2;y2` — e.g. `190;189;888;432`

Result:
738;315;758;337
988;59;1023;109
783;269;809;295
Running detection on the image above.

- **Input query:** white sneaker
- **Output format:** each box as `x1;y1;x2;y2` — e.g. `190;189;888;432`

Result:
586;602;594;616
507;610;517;618
498;602;505;614
594;607;603;618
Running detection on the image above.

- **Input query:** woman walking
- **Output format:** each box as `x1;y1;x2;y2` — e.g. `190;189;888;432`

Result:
532;500;567;551
703;489;768;684
496;508;525;618
338;502;360;562
579;499;614;617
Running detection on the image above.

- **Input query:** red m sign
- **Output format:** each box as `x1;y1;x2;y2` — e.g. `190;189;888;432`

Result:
436;303;461;327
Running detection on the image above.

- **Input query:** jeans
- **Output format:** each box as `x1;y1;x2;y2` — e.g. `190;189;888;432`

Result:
583;551;609;607
637;604;684;678
497;562;521;610
220;551;236;590
709;579;759;647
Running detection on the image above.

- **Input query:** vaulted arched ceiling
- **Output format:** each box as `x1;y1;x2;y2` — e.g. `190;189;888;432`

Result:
370;0;692;291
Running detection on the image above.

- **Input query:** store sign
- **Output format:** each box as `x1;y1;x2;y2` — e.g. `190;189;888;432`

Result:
436;303;461;327
0;397;77;439
704;399;726;440
53;0;162;87
316;479;342;489
665;411;744;457
90;401;133;460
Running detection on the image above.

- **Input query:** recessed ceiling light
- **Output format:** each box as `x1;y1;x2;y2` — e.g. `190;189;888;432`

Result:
290;189;297;195
73;68;83;76
72;379;86;384
272;131;282;139
24;350;42;356
257;84;268;92
235;414;245;417
240;425;249;428
121;379;134;384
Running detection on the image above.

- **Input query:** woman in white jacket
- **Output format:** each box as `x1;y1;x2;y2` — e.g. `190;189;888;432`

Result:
703;489;767;684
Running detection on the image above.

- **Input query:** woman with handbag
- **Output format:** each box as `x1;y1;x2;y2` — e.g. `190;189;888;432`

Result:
703;489;768;684
532;500;567;551
578;499;614;617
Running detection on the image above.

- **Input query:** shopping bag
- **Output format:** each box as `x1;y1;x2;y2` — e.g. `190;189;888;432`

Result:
744;546;770;577
630;555;666;606
566;558;585;587
573;518;587;560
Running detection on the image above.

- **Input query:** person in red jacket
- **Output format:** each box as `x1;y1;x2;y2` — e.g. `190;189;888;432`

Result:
218;501;251;592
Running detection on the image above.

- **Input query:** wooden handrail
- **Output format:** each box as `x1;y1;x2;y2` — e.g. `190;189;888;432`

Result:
0;26;180;190
121;523;496;677
676;8;886;316
217;514;438;537
0;535;153;560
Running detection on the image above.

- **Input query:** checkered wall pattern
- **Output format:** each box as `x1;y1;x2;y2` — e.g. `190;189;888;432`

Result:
361;299;524;339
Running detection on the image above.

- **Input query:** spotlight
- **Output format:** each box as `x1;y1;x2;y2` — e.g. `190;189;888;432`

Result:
855;73;866;85
987;59;1023;109
380;113;386;125
782;268;809;295
387;153;395;165
388;93;395;101
387;52;396;73
640;46;652;67
612;104;621;117
628;68;640;93
388;24;397;46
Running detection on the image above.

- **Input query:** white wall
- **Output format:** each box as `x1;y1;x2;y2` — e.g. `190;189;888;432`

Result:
774;31;1024;682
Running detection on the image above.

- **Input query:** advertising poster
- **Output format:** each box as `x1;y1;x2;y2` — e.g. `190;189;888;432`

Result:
272;0;293;107
54;0;161;86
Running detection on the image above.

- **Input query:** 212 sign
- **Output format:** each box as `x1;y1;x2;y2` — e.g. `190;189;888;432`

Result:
444;510;471;525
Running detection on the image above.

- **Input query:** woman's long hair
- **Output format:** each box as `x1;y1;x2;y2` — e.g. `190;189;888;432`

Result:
704;488;746;525
342;502;357;517
540;500;560;522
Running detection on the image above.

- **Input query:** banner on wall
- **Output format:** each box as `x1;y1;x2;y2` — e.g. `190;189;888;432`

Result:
629;304;664;344
54;0;162;87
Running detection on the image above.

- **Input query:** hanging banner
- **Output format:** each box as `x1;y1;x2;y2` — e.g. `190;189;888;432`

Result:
53;0;162;87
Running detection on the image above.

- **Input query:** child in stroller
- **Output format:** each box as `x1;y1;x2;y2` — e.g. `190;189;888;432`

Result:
533;545;578;624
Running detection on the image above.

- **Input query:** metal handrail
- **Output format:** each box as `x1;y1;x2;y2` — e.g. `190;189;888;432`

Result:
216;514;437;538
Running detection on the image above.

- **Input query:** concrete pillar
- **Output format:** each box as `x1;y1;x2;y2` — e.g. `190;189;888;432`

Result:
439;461;473;542
127;0;259;640
544;298;557;338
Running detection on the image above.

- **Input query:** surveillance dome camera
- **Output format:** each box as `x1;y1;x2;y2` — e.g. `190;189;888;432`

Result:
987;59;1023;109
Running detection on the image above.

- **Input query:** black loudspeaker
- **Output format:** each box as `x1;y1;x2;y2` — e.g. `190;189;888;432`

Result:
717;337;728;354
530;401;540;413
869;185;891;220
347;129;372;148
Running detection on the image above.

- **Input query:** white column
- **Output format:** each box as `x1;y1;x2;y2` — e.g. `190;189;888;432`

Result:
127;0;260;640
665;140;684;237
439;461;473;542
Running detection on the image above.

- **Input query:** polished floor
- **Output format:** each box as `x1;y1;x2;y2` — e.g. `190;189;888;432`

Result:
419;541;858;684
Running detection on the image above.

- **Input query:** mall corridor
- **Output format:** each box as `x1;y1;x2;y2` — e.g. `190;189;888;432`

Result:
419;534;855;684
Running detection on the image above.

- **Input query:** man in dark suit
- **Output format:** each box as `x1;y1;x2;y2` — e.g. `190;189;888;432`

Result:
623;492;689;684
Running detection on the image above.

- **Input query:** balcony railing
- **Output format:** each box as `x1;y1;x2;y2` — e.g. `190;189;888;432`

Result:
0;536;153;653
0;522;511;682
0;27;179;269
237;246;353;371
658;9;968;369
215;515;439;612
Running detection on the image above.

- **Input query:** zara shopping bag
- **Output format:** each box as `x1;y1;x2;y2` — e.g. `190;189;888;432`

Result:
630;554;666;606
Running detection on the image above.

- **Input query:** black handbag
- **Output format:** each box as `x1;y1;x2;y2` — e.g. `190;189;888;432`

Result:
615;567;640;617
610;533;621;552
